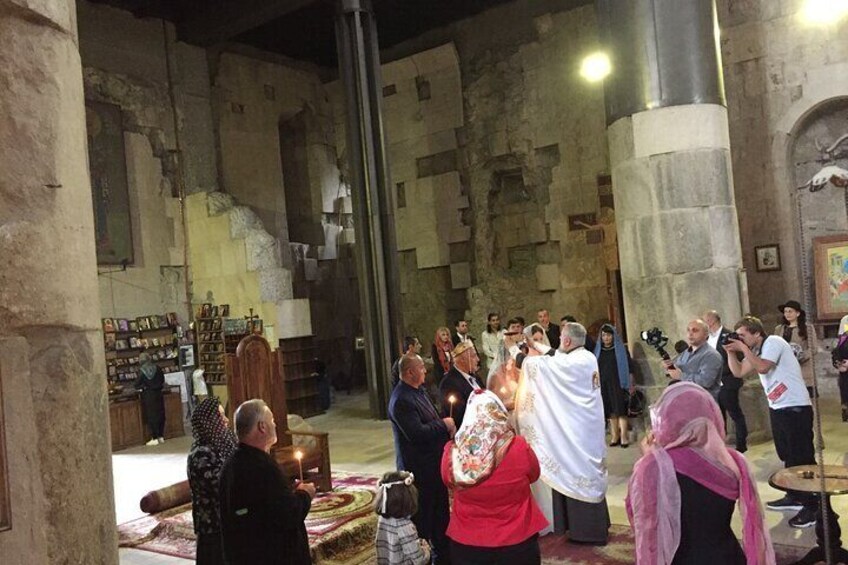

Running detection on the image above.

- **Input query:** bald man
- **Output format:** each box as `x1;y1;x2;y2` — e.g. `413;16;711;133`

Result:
663;319;723;399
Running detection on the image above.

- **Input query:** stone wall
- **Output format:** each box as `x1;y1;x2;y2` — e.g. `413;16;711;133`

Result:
719;0;848;325
331;3;612;351
212;51;358;379
719;0;848;392
79;0;219;324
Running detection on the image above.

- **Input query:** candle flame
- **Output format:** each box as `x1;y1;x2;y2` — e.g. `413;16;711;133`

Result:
294;450;303;460
448;395;456;404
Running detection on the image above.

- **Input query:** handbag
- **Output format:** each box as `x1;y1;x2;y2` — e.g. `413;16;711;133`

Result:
628;390;646;417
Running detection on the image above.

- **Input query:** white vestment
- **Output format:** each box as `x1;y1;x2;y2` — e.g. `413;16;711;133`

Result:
515;347;607;506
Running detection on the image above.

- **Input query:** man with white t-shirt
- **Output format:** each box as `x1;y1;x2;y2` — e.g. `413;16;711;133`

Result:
724;316;817;529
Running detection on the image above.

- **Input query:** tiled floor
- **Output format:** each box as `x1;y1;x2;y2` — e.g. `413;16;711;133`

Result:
117;391;848;564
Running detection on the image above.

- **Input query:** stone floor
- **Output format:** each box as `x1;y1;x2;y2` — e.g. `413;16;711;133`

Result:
117;391;848;564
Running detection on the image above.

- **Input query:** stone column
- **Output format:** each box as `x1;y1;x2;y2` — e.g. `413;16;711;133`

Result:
0;1;119;563
596;0;767;439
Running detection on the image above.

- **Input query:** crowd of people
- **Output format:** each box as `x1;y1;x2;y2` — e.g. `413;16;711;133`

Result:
175;300;848;564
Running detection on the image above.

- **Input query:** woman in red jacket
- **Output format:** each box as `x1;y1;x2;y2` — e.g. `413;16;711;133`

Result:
441;389;548;564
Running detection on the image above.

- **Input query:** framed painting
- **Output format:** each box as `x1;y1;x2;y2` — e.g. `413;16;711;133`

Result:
85;100;134;265
813;234;848;321
755;244;781;272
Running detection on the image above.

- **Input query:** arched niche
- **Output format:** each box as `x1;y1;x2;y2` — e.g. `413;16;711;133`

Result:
787;96;848;318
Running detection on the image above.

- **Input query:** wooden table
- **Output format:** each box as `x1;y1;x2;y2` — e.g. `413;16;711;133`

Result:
770;465;848;564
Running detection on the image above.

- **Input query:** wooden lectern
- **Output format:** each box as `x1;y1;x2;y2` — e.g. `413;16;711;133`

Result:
226;334;332;491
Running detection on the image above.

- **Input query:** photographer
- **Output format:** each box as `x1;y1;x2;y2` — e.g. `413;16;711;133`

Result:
662;319;722;400
723;316;817;529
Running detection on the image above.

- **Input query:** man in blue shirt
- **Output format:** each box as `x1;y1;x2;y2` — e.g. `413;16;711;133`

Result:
663;319;723;400
388;355;456;564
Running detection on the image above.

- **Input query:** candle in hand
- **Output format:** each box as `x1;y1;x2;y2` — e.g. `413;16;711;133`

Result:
294;450;304;482
448;395;456;419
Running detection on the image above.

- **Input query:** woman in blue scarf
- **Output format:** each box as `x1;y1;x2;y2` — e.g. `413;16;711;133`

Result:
133;352;166;446
593;324;634;448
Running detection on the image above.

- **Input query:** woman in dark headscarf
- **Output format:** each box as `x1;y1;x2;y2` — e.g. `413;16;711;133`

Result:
133;352;166;446
187;397;237;565
594;323;634;448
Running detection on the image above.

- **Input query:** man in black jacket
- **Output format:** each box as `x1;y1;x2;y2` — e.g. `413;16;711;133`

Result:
219;399;317;565
389;355;456;564
440;341;482;430
704;310;748;452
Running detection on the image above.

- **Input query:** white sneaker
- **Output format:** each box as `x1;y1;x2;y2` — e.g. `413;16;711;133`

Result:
145;439;159;446
157;437;165;444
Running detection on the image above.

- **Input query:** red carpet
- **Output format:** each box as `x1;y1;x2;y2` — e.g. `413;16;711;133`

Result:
118;472;379;564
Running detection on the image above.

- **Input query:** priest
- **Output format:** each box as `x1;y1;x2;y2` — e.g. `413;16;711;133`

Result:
515;321;610;544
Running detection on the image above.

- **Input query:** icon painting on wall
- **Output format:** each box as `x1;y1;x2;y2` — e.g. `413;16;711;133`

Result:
86;100;133;266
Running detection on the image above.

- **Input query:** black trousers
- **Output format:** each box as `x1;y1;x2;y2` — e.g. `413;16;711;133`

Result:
451;534;540;565
839;373;848;405
196;532;226;565
414;477;451;564
769;406;817;507
718;386;748;451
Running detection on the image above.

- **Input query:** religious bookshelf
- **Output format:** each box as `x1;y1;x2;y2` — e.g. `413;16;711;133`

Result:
103;312;188;452
102;314;181;384
278;335;323;418
196;303;228;385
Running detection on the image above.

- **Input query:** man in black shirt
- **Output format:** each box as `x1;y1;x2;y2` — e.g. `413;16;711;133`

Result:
219;399;317;565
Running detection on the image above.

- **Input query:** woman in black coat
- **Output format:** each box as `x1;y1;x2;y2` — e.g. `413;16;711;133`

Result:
134;352;166;445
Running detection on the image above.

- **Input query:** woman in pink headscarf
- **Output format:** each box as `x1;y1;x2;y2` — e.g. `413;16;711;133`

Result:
626;382;775;565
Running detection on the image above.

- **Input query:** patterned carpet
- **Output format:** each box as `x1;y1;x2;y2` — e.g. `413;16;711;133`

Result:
118;472;379;564
119;474;813;565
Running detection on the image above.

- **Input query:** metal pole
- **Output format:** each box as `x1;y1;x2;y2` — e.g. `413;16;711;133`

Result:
811;353;834;565
335;0;403;418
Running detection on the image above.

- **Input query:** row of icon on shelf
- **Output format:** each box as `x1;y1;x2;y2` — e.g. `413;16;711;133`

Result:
105;334;177;351
197;304;230;318
108;347;179;367
197;319;223;331
199;332;223;342
108;363;178;381
103;313;178;333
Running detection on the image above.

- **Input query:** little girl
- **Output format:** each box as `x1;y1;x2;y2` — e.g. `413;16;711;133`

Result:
374;471;430;565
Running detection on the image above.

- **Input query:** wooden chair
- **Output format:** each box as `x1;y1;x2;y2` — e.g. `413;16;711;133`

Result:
226;334;332;492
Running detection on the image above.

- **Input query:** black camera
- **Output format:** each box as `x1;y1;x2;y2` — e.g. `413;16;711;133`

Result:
641;327;678;373
724;331;741;343
640;327;671;361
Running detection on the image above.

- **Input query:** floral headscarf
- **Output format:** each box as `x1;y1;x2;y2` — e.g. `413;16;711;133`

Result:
447;390;515;488
190;397;237;460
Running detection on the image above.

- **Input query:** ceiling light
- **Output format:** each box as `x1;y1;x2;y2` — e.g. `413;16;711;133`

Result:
580;52;611;83
802;0;848;25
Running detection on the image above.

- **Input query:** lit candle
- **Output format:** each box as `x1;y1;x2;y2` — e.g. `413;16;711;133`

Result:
294;450;304;482
448;395;456;419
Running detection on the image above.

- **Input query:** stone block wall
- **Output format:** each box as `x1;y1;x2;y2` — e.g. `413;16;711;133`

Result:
329;5;613;351
79;0;219;324
719;0;848;393
719;0;848;323
185;191;309;345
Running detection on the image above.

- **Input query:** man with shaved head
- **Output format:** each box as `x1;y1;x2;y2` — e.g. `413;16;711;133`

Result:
663;318;723;400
